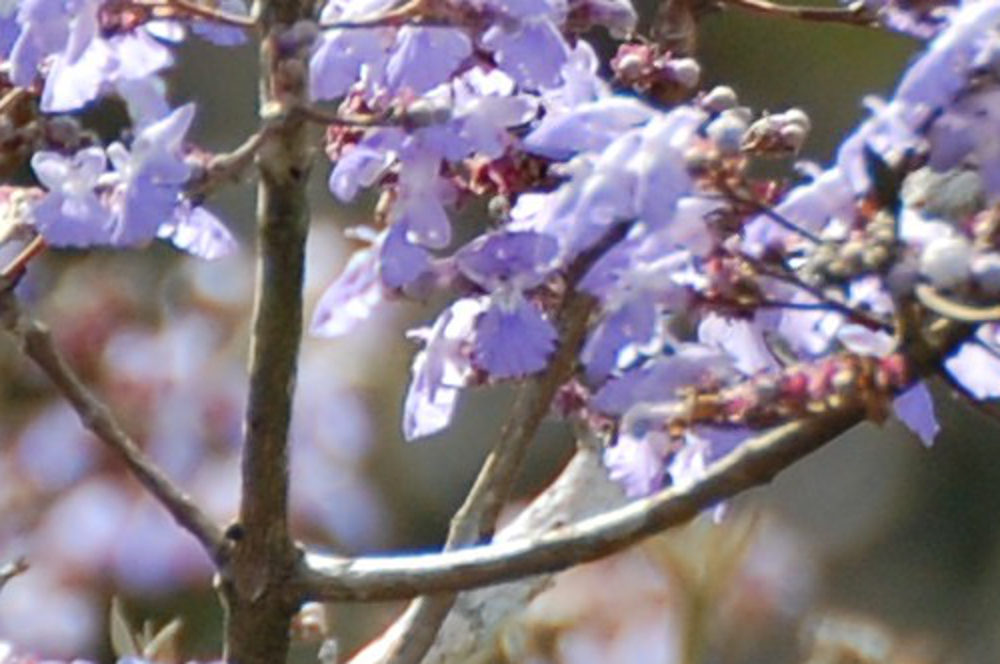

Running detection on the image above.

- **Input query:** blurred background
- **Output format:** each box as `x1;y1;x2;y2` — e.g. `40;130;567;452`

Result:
3;2;1000;663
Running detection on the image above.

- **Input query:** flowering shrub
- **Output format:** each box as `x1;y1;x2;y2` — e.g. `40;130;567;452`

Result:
1;0;1000;661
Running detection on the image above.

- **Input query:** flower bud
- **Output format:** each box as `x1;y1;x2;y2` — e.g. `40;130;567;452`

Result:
701;86;739;113
920;233;972;289
707;110;748;155
665;58;701;88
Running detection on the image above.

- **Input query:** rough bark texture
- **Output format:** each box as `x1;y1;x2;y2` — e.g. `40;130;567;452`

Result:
219;1;314;662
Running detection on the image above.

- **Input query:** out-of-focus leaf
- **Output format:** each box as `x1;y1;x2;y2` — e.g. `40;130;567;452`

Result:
142;617;183;663
109;597;141;658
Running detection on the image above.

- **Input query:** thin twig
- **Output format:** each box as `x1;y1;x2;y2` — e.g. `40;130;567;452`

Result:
186;129;269;200
0;293;226;560
320;14;453;29
132;0;258;28
721;0;876;25
289;104;396;128
726;187;824;245
365;225;630;664
915;283;1000;323
0;236;47;281
740;252;894;332
0;557;28;594
318;0;439;29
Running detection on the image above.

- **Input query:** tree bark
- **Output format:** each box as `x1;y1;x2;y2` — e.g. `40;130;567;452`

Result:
219;2;315;662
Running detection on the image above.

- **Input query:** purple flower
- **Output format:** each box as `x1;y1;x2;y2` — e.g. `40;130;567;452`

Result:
107;104;195;246
743;169;854;256
157;203;237;260
929;90;1000;200
391;148;455;249
631;108;703;225
581;297;656;382
328;129;404;201
698;313;778;376
403;298;485;440
472;292;558;377
945;333;1000;399
309;0;396;100
524;97;654;159
14;0;176;113
892;381;939;447
456;230;559;289
29;146;113;247
591;344;733;415
668;425;750;489
455;231;560;377
311;233;385;338
894;0;1000;110
310;28;389;100
447;68;538;159
386;27;472;95
481;18;569;90
379;224;433;293
517;104;702;273
10;0;75;88
115;77;171;128
604;428;669;497
579;247;696;381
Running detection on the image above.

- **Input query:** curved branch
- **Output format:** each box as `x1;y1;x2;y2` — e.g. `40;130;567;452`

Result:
0;292;226;560
295;404;864;603
132;0;258;28
915;283;1000;324
721;0;876;25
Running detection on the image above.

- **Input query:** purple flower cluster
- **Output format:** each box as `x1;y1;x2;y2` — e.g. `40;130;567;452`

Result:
311;0;1000;500
1;0;248;254
28;104;233;253
6;0;248;113
309;1;634;439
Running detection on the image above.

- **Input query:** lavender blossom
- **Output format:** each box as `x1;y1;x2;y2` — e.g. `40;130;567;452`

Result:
404;298;485;440
892;381;940;447
106;104;195;246
311;232;385;338
29;147;113;247
456;231;560;377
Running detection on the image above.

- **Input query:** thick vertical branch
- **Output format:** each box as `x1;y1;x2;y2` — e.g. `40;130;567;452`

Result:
219;2;314;662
